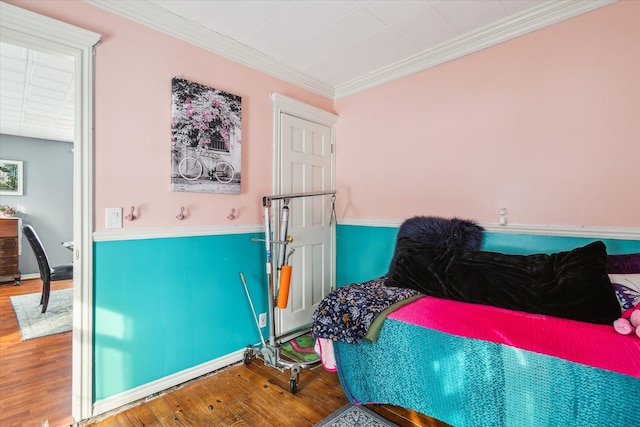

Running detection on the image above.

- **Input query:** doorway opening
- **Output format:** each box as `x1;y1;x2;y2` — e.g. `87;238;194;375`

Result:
0;2;100;423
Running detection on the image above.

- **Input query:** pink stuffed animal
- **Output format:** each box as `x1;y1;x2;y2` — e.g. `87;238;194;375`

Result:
613;307;640;338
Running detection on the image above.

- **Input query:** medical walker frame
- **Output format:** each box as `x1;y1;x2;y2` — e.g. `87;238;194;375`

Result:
241;190;336;393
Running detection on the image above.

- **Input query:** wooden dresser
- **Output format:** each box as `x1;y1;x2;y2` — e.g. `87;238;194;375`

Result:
0;218;21;285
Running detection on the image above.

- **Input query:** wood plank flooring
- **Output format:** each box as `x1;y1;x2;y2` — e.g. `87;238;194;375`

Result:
1;279;448;427
83;357;447;427
0;278;74;427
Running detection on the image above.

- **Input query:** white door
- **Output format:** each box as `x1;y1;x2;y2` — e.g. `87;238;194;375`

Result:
273;98;336;337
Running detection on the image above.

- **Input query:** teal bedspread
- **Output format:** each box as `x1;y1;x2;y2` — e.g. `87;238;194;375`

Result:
335;318;640;427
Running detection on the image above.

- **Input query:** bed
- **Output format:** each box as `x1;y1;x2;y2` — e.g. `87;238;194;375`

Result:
312;218;640;427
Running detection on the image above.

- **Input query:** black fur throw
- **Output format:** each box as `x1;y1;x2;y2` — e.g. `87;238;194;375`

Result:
386;239;621;325
396;216;484;251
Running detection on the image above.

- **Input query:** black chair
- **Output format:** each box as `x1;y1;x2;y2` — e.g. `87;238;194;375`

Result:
22;225;73;313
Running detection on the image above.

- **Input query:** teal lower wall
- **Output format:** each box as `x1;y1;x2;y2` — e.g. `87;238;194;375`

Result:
93;232;266;400
335;224;640;286
481;233;640;256
335;225;399;286
93;225;639;401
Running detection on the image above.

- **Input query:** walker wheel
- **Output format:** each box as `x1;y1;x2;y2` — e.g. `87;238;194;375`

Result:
243;348;254;365
289;366;300;393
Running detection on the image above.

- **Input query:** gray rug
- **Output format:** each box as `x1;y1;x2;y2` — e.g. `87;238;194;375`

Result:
10;289;72;340
314;404;399;427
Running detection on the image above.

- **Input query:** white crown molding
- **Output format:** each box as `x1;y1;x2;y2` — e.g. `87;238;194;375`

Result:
83;0;616;100
93;223;263;242
339;219;640;240
83;0;334;98
335;0;618;98
1;2;100;52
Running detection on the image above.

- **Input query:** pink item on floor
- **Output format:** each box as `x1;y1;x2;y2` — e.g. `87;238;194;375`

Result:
315;338;337;372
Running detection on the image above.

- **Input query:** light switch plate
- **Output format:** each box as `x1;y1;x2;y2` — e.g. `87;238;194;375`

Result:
106;207;122;229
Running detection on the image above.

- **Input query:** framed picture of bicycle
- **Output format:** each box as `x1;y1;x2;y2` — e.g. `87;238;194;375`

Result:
170;77;241;194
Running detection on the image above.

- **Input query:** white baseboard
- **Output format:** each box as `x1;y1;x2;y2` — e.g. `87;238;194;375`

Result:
91;348;245;419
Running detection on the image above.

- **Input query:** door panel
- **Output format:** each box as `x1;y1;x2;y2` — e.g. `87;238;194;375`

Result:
276;113;333;335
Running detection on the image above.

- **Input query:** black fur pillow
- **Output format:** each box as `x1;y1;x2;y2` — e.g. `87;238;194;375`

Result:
386;239;621;325
396;216;484;250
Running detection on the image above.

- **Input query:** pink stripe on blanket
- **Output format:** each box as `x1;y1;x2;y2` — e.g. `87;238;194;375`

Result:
388;296;640;378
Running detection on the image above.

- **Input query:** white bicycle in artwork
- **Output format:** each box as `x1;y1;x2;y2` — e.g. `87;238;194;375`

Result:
178;147;235;183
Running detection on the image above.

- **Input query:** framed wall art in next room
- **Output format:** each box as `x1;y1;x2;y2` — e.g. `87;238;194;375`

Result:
0;159;24;196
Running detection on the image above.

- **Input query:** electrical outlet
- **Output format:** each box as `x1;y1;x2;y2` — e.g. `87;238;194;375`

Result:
258;312;267;328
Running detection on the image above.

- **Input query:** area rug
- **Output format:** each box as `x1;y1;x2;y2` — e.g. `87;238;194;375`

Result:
314;404;399;427
10;289;72;340
280;332;320;364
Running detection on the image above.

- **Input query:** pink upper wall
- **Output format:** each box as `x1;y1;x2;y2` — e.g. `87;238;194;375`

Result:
6;0;334;229
6;1;639;229
335;1;639;227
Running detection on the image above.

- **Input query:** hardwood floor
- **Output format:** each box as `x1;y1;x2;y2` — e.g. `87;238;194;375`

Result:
83;358;446;427
1;279;448;427
0;278;73;427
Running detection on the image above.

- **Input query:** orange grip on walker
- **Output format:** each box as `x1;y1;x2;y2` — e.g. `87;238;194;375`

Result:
277;265;292;308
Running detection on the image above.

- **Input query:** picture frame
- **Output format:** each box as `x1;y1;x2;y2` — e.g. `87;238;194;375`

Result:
0;159;24;196
170;77;242;195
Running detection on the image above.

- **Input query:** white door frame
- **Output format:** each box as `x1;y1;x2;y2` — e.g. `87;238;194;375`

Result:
271;93;337;195
0;3;100;422
271;93;337;335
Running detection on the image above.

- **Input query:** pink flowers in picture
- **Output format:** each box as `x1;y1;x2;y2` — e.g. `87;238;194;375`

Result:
171;77;241;194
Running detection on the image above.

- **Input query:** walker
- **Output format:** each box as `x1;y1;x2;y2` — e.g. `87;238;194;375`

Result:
240;190;336;393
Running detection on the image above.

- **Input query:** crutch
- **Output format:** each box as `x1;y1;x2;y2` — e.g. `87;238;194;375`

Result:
239;272;266;348
275;200;291;308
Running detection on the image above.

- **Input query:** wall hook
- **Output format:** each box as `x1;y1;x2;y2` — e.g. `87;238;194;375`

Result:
125;206;136;221
227;208;236;220
176;206;185;220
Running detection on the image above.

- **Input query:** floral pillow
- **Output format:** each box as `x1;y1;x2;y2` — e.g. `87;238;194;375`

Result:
607;253;640;312
609;274;640;312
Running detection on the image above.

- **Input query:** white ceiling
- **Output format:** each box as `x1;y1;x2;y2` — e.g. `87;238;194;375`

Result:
0;42;75;143
0;0;615;143
146;0;544;87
